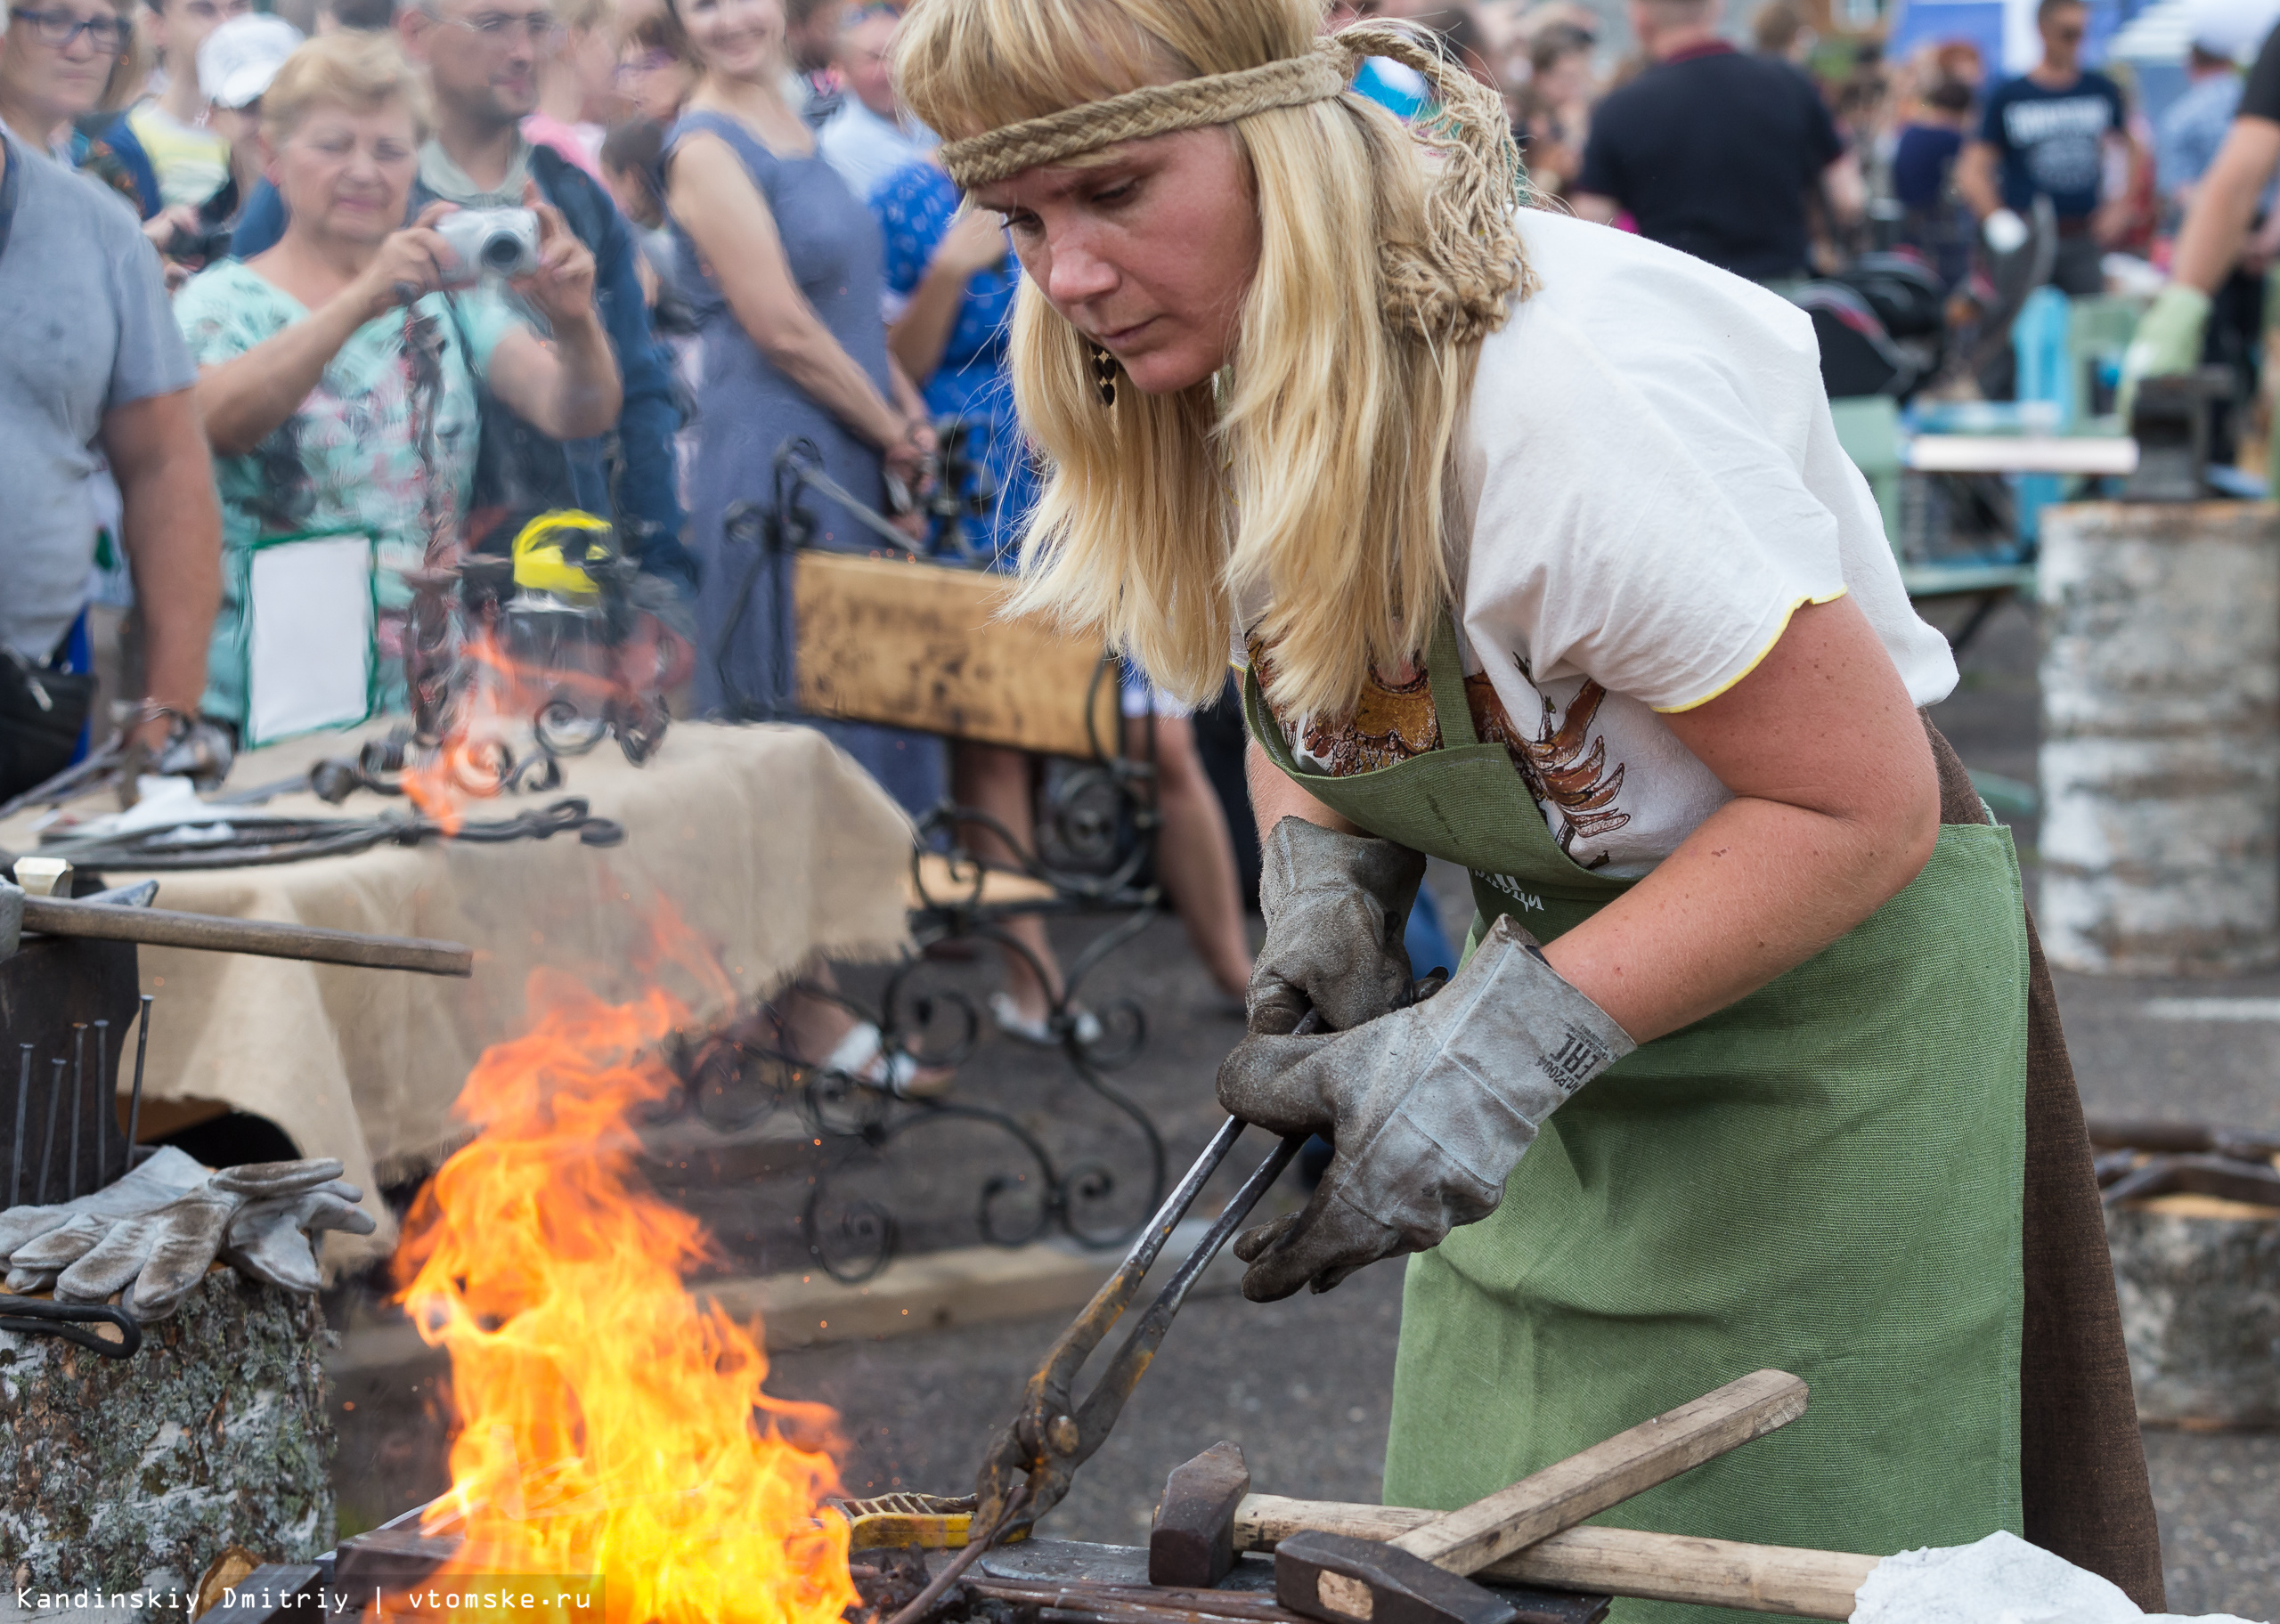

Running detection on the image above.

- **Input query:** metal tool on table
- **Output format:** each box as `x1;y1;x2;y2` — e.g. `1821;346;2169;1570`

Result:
1267;1368;1807;1624
1225;1494;1877;1621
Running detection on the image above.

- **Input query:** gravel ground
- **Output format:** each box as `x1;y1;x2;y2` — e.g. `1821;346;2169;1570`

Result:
330;596;2279;1616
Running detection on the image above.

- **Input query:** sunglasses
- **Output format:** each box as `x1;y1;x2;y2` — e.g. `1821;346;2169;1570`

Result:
11;7;131;50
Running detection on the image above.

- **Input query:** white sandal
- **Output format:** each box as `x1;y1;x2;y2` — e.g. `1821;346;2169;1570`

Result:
820;1021;952;1100
989;992;1105;1050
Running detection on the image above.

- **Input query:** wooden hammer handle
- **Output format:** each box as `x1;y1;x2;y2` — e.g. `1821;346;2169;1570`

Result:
1388;1368;1809;1575
21;897;476;978
1234;1497;1876;1620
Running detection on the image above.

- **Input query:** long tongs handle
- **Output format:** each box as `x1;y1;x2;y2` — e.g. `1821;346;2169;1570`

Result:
1071;1130;1305;1448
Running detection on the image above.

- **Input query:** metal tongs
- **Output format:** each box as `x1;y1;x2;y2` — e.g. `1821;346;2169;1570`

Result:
970;1111;1307;1542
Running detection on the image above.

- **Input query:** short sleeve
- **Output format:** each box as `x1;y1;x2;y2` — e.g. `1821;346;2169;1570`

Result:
1978;85;2009;146
869;160;955;298
1800;72;1844;168
443;286;528;375
1573;114;1621;198
1459;222;1851;713
100;204;193;409
2245;25;2280;122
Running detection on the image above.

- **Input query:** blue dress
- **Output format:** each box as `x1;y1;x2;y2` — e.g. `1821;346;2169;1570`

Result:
870;159;1038;572
664;109;942;812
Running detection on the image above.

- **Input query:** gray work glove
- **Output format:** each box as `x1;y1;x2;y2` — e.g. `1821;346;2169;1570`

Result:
221;1178;376;1294
1217;916;1635;1301
1249;816;1428;1035
37;1157;346;1317
0;1144;211;1264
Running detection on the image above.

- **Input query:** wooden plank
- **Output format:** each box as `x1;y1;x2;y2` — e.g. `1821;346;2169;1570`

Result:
794;552;1119;758
1234;1499;1877;1620
1389;1369;1809;1574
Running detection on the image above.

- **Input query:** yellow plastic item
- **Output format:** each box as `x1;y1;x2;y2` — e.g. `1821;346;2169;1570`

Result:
510;509;615;597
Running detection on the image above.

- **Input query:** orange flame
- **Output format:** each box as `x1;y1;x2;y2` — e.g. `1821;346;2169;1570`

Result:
402;630;623;833
393;904;859;1624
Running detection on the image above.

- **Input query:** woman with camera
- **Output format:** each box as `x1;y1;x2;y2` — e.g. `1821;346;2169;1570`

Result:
172;29;621;727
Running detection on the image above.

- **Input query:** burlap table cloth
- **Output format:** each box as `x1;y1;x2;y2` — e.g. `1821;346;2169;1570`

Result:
0;722;916;1271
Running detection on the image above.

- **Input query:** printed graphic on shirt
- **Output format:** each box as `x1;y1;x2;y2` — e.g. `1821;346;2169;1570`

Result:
1249;637;1633;868
2001;94;2113;195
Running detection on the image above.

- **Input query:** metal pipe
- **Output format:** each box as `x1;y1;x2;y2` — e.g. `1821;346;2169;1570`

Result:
92;1020;109;1189
126;995;151;1163
68;1025;86;1202
37;1058;64;1206
11;1044;29;1208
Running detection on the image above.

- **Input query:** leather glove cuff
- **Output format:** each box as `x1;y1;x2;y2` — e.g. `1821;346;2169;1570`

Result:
1250;816;1427;1034
1327;916;1635;1238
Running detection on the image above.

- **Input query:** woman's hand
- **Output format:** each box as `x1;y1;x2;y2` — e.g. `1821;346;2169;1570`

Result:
347;201;459;321
511;183;603;330
933;207;1010;280
142;203;202;252
884;416;935;487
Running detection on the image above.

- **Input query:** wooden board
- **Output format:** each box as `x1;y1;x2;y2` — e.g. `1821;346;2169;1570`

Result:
794;552;1120;759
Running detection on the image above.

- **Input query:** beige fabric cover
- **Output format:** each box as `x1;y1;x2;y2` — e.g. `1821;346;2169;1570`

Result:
2;723;916;1271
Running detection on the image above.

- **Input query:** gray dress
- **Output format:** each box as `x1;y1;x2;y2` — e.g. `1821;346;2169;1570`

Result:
664;109;942;814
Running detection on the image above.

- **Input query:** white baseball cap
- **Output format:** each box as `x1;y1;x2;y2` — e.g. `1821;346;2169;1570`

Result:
198;12;305;110
2188;0;2280;60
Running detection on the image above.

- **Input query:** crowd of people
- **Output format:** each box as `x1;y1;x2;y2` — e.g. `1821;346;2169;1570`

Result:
8;0;2280;1056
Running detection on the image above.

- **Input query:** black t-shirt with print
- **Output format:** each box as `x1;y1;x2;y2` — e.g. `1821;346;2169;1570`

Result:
1977;70;2127;218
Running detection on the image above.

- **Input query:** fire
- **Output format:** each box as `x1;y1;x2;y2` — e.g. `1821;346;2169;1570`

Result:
393;905;860;1624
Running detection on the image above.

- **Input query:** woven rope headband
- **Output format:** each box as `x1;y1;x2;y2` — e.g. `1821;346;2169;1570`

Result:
936;23;1530;346
938;37;1358;190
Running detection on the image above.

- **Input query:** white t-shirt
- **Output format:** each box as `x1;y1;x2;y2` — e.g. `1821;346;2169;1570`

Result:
1278;210;1957;879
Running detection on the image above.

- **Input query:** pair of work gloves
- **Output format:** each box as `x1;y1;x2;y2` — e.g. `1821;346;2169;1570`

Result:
1217;818;1634;1302
0;1147;375;1318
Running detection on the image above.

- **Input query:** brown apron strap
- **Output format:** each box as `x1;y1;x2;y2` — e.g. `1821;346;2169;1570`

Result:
1923;717;2167;1610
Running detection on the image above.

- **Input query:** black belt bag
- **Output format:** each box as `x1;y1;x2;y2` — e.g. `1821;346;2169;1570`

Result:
0;647;97;801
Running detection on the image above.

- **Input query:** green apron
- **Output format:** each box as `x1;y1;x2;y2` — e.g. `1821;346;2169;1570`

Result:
1243;621;2030;1624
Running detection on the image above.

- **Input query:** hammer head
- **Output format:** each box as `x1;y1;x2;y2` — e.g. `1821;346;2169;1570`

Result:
1275;1532;1517;1624
1149;1441;1250;1587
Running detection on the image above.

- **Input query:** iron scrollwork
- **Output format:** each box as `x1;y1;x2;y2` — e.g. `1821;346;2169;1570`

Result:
665;443;1174;1283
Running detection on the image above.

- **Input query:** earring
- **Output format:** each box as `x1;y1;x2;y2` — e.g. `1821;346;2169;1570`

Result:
1088;342;1119;408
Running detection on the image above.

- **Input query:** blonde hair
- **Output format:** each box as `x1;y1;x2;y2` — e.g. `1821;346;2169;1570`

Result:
898;0;1530;720
262;29;431;141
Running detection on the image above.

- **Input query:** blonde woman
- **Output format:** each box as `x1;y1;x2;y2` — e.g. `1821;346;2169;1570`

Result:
897;0;2163;1607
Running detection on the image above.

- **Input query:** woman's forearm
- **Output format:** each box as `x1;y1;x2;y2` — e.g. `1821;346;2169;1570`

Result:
1541;788;1936;1044
534;309;623;438
742;300;905;448
195;294;369;455
888;257;973;384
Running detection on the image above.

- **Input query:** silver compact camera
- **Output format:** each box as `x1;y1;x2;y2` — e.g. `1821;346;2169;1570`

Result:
436;207;541;286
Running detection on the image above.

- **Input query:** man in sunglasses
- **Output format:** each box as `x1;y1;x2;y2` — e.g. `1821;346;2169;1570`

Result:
1957;0;2138;296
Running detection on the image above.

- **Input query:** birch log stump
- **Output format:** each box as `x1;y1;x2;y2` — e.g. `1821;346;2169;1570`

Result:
2106;1196;2280;1427
0;1268;335;1620
2039;500;2280;974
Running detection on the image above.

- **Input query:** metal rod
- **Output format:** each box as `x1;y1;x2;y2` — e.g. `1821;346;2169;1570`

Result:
68;1025;86;1202
37;1059;64;1206
92;1020;109;1189
126;995;151;1163
11;1044;29;1208
18;896;475;978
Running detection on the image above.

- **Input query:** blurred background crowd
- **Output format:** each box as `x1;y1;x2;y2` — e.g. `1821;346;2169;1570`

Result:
12;0;2280;1050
